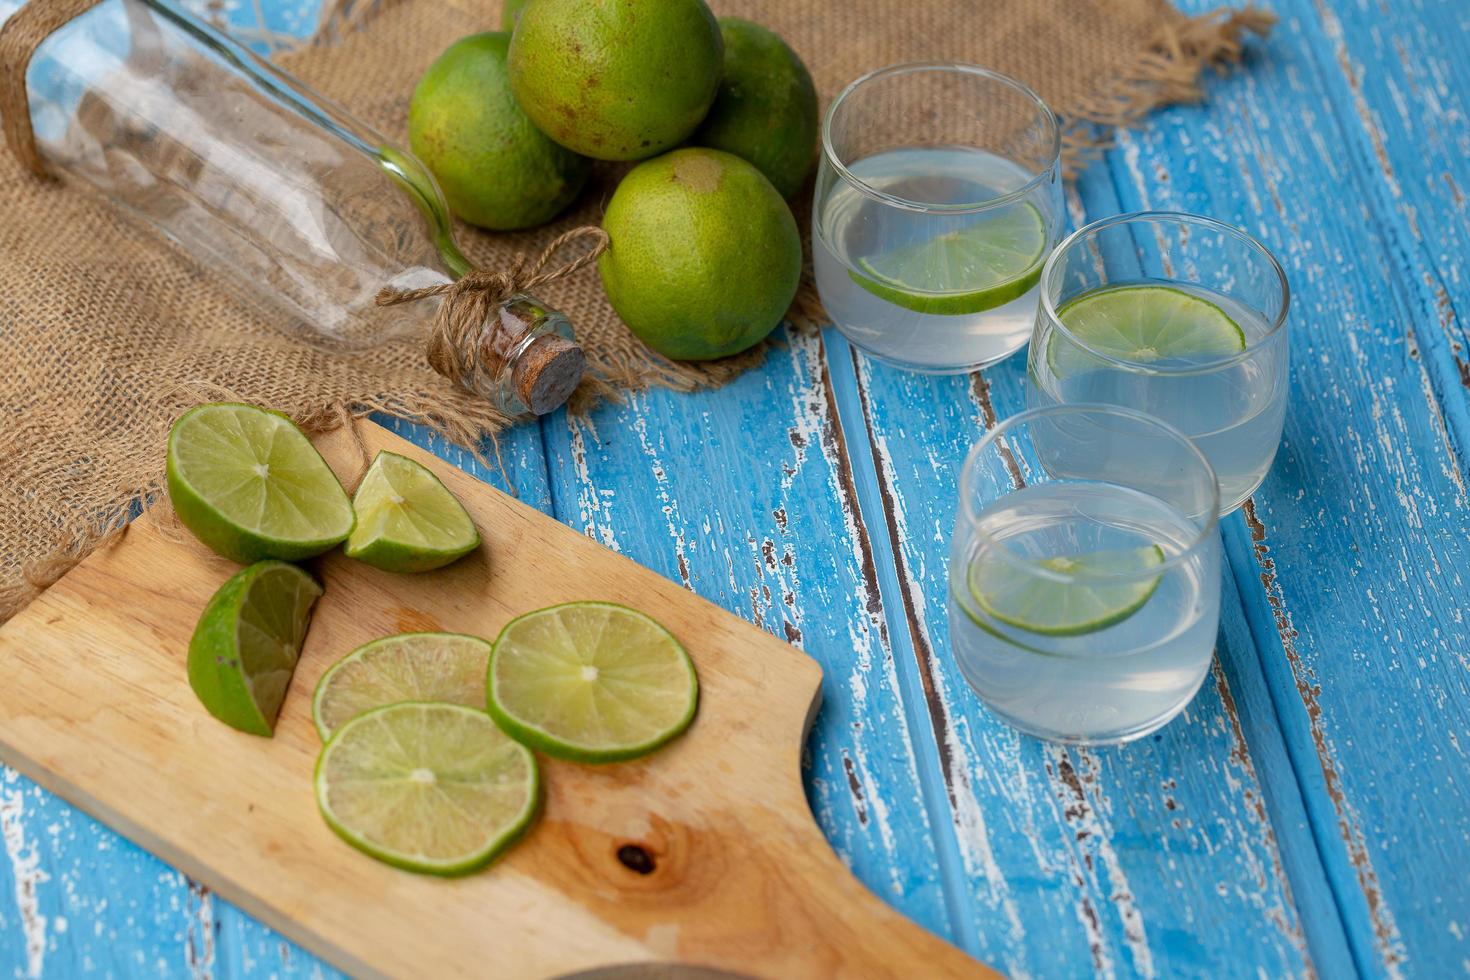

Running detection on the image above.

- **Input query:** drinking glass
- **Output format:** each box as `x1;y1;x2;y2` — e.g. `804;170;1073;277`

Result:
1027;212;1291;512
948;404;1221;744
813;63;1063;373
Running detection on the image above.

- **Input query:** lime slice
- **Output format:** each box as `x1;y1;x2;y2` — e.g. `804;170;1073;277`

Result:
968;545;1166;637
167;403;353;564
849;202;1046;315
345;451;480;573
486;602;698;763
1049;285;1246;376
312;632;492;741
315;702;538;876
187;560;323;736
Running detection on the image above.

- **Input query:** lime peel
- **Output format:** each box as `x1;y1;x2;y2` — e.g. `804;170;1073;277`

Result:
187;560;322;737
1049;284;1246;376
315;701;539;876
968;545;1166;637
312;632;492;741
345;450;480;574
167;403;353;564
486;601;699;764
849;202;1046;316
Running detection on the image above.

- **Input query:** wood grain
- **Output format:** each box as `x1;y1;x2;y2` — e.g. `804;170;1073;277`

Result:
4;0;1470;974
827;322;1318;977
0;422;988;980
1102;0;1470;971
535;333;965;944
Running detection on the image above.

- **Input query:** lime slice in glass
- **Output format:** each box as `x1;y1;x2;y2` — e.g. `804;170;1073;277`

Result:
486;602;698;764
849;202;1046;316
968;545;1166;637
187;560;323;736
312;632;492;741
315;702;538;876
345;451;480;573
167;403;353;564
1049;284;1246;376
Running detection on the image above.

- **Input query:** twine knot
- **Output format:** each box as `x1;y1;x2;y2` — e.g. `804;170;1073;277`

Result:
375;225;608;387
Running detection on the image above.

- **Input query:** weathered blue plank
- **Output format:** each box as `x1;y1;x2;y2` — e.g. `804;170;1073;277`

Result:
7;0;1470;973
1067;142;1357;977
1209;550;1358;977
825;308;1320;977
534;328;960;941
1104;0;1470;972
0;768;192;978
1299;0;1470;461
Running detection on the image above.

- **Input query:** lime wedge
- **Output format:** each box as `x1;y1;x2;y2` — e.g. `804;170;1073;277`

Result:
1049;285;1246;376
849;202;1046;315
187;560;323;736
315;702;538;876
312;632;492;741
167;403;353;564
968;545;1166;637
345;451;480;573
486;602;698;764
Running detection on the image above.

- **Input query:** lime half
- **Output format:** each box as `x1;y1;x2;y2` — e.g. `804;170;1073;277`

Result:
968;545;1166;637
167;403;353;564
1049;285;1246;376
345;451;480;573
315;702;538;876
850;202;1046;316
486;602;699;764
188;560;323;736
312;632;492;741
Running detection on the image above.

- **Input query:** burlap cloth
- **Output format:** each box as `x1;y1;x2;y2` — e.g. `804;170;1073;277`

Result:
0;0;1273;620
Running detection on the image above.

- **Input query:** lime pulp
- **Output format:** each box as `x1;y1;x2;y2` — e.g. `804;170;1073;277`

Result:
187;560;323;736
968;545;1166;637
1048;284;1246;376
486;602;699;764
345;450;480;573
166;403;353;564
312;632;492;741
315;702;538;876
849;202;1046;316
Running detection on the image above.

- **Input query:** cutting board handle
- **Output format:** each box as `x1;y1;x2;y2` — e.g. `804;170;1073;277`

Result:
0;423;995;979
532;671;994;978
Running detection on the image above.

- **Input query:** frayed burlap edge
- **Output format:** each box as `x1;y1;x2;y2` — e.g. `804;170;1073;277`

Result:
1056;6;1278;178
0;3;1273;623
0;383;518;621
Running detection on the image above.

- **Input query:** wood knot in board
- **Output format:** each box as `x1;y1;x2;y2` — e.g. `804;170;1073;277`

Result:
617;843;657;875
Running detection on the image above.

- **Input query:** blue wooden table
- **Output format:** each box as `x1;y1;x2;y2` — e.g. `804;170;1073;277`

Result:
4;0;1468;975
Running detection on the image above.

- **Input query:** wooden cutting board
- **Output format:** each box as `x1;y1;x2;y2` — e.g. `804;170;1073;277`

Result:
0;421;989;979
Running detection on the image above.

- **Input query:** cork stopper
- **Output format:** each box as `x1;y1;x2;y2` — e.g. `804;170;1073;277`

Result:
512;333;586;415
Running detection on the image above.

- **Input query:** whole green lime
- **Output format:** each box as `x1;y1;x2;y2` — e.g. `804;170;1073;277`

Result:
598;149;801;360
690;18;817;199
409;33;589;230
500;0;530;30
508;0;723;162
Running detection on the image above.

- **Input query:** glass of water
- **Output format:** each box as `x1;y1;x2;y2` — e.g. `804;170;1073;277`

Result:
949;404;1222;744
1027;212;1291;512
813;63;1063;373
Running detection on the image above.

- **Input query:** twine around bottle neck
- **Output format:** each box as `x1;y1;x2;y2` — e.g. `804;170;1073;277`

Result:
1;0;608;403
375;226;608;393
0;0;107;177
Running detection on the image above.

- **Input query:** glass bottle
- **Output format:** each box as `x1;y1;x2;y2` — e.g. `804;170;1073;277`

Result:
0;0;586;414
